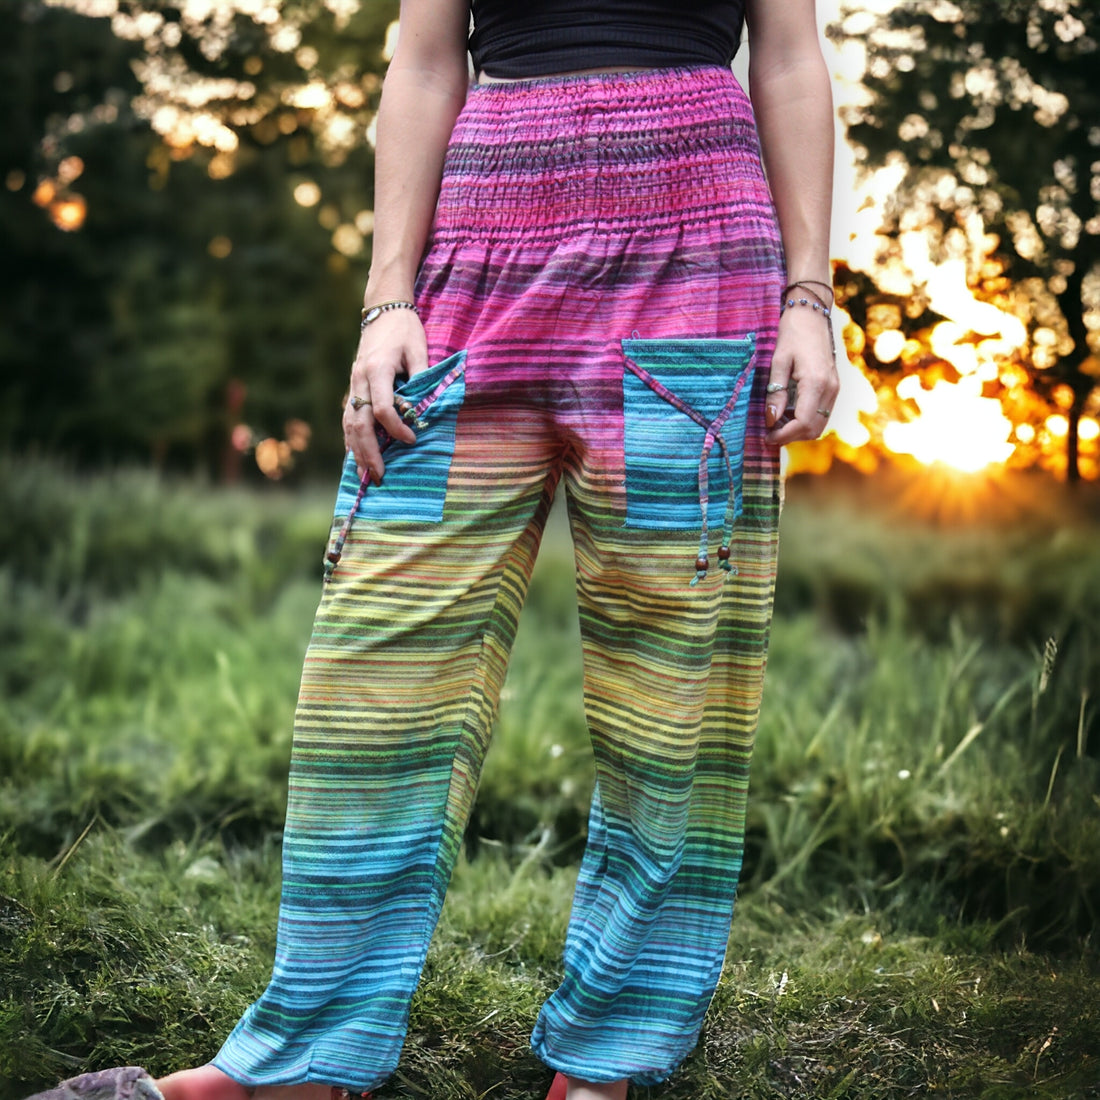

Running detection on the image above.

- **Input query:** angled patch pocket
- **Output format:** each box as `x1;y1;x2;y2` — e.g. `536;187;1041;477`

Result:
333;350;467;526
621;336;757;544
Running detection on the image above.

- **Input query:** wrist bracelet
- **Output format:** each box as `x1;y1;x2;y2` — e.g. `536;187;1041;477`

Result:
785;278;834;297
783;280;834;309
781;294;832;319
360;299;419;330
780;292;838;368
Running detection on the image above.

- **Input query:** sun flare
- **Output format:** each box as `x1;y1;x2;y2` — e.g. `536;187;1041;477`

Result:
884;375;1016;473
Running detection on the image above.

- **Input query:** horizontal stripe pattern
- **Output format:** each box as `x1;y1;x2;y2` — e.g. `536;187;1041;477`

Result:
215;64;783;1091
621;336;757;532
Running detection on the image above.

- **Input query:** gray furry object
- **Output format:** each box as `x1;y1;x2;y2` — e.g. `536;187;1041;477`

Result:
23;1067;164;1100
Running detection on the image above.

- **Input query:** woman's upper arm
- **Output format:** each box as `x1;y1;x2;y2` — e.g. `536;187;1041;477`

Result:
390;0;471;87
744;0;825;78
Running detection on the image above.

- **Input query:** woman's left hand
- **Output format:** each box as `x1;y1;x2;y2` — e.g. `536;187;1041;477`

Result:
763;304;840;445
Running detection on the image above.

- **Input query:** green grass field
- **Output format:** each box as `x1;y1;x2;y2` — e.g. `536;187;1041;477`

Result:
2;458;1098;1098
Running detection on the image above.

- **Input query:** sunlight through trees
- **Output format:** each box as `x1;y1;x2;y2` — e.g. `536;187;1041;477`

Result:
837;0;1100;482
3;0;1098;482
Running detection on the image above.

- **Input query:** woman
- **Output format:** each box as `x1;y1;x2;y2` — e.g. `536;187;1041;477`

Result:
33;2;836;1098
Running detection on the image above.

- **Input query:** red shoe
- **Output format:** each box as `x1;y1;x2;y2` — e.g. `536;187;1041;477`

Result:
545;1073;568;1100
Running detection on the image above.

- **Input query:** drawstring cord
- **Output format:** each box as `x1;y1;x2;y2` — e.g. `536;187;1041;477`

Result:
622;357;753;585
713;432;739;573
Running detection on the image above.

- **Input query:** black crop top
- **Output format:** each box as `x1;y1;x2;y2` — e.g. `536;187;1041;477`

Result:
468;0;748;79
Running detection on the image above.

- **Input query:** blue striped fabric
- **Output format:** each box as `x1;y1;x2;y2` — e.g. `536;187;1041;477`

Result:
621;336;756;531
333;351;468;524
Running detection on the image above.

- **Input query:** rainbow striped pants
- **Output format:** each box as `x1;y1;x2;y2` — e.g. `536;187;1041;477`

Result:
215;65;784;1090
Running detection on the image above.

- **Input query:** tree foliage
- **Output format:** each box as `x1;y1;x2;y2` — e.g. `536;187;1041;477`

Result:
9;1;1100;480
837;0;1100;480
1;0;398;476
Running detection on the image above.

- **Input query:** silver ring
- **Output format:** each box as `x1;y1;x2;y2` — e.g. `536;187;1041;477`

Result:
765;382;787;394
350;395;372;411
817;407;832;418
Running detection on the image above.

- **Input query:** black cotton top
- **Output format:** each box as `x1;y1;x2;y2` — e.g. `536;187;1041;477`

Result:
468;0;748;78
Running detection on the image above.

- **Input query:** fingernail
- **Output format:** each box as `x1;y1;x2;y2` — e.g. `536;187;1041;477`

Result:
766;404;777;427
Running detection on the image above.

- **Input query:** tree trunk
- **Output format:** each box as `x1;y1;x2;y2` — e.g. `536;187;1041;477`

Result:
1066;401;1081;486
1057;265;1090;485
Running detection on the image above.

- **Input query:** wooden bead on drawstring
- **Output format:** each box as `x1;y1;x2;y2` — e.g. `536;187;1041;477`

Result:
690;553;711;587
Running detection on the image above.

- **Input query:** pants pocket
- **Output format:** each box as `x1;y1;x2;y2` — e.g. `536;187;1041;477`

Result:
621;336;757;580
333;349;468;526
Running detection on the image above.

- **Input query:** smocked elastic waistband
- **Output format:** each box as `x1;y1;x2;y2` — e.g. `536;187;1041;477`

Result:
433;65;770;242
470;62;717;91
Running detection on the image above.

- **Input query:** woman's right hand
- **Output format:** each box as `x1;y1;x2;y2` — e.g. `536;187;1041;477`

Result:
343;308;429;483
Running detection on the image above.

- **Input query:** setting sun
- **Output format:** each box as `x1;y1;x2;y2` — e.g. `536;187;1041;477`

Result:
884;374;1016;472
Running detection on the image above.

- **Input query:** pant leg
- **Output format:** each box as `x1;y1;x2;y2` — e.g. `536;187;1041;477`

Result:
416;65;785;1084
214;381;562;1090
530;354;781;1087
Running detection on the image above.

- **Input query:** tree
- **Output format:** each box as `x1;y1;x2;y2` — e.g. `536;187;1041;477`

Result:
1;0;399;475
838;0;1100;481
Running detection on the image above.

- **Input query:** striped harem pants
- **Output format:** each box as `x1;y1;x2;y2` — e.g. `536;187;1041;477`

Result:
215;64;785;1090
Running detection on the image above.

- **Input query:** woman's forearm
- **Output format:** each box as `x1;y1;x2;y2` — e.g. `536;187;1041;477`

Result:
748;34;834;286
745;0;839;444
365;14;469;305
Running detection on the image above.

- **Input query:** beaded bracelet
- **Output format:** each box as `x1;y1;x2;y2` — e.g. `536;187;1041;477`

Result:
782;294;832;319
360;299;419;330
784;279;834;309
780;289;838;368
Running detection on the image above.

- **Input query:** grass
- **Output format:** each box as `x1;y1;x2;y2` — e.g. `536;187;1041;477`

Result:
4;845;1097;1098
1;457;1098;1098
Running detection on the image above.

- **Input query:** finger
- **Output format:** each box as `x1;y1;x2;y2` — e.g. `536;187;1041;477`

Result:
802;371;840;437
344;381;392;482
767;417;821;446
343;402;382;483
793;375;827;432
402;340;431;384
764;344;798;430
370;374;416;453
355;416;387;484
766;389;835;445
764;374;792;430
